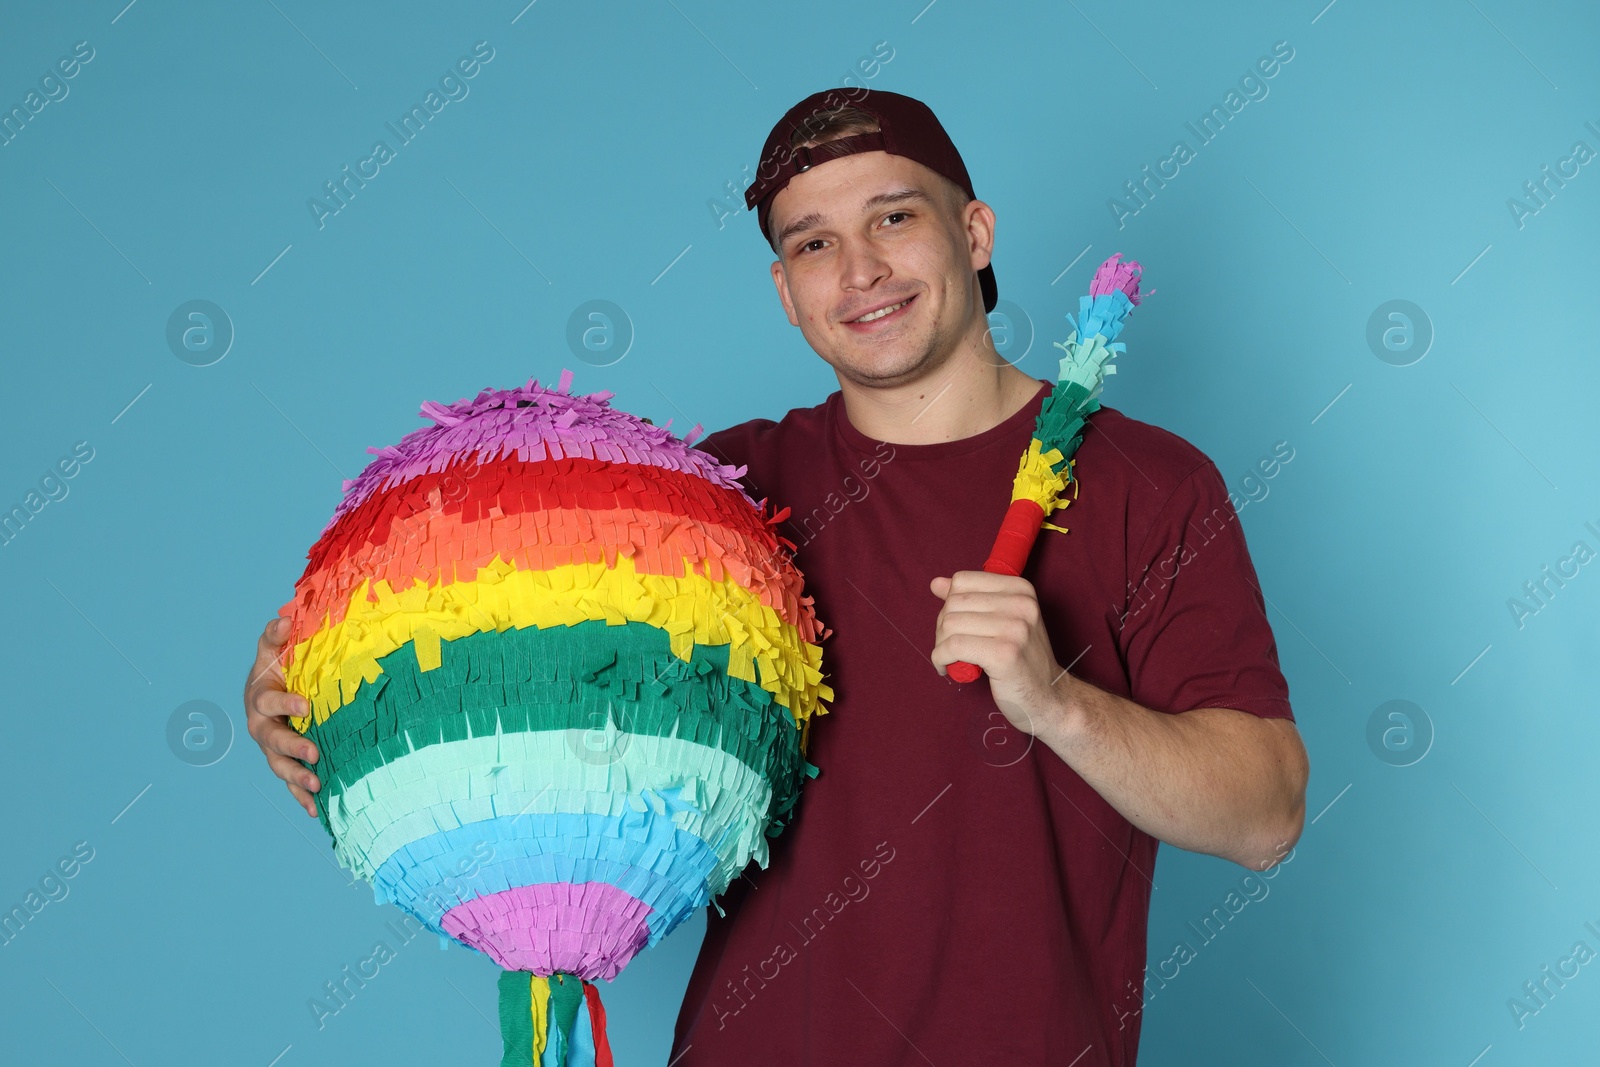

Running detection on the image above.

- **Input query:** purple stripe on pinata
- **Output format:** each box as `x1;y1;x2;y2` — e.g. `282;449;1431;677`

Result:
440;880;654;982
1088;252;1144;304
322;371;754;535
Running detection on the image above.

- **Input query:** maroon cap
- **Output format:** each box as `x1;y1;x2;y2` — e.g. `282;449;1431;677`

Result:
744;88;997;313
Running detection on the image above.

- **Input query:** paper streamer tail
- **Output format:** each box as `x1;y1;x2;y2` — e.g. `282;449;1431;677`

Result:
946;499;1045;684
499;971;614;1066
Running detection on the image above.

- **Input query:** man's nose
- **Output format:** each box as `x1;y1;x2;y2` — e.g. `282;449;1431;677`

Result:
837;237;891;298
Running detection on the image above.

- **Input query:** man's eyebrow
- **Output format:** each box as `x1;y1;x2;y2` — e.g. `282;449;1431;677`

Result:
774;187;935;250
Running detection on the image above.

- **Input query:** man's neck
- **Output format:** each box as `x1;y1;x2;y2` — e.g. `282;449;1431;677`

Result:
836;357;1043;446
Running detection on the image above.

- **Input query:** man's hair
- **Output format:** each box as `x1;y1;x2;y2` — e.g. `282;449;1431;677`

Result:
772;105;972;248
786;104;880;151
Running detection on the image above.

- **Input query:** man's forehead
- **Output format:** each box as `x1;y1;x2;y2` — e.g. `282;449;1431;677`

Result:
768;151;947;235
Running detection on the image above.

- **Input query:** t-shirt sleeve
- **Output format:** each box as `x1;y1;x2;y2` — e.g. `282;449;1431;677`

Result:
695;420;767;479
696;418;785;508
694;426;742;468
1117;460;1295;722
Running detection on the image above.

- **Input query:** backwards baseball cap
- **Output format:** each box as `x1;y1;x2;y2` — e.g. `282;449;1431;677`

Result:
743;88;997;314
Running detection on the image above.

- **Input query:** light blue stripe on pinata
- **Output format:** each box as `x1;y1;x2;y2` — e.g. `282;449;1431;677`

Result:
372;804;721;945
540;1006;564;1067
540;982;590;1067
1037;289;1137;487
568;993;596;1063
1067;288;1137;344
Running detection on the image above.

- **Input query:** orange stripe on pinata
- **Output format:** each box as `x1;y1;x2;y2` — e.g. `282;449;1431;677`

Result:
282;456;816;642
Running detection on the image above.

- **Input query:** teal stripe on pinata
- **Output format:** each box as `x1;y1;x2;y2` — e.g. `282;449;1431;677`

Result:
1036;310;1133;481
299;620;812;837
326;728;778;887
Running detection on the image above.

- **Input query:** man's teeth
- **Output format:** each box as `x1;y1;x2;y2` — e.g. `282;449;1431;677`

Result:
855;299;909;322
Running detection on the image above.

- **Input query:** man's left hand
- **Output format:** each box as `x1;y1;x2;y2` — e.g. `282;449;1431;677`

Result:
929;570;1068;737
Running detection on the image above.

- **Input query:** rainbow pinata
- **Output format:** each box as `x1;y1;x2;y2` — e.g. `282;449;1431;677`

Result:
276;368;831;1065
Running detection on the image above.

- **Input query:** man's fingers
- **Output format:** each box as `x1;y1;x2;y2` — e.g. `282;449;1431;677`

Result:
245;619;291;707
249;617;290;678
934;610;1027;642
246;615;320;818
258;615;290;652
931;612;1034;678
245;687;311;751
265;749;321;795
935;590;1034;616
246;620;311;724
944;570;1033;595
256;716;318;763
285;779;319;818
930;632;989;672
249;685;308;725
932;630;1025;675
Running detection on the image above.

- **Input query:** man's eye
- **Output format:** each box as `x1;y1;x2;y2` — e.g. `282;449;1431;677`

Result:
882;211;910;226
799;239;825;254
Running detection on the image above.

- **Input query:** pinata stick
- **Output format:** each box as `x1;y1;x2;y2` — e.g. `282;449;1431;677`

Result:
947;254;1144;685
979;499;1046;577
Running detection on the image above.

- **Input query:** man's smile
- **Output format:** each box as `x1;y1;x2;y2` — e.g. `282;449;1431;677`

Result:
843;293;917;329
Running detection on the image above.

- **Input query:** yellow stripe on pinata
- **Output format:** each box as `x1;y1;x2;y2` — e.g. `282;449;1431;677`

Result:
1010;438;1082;533
530;975;550;1059
285;553;830;731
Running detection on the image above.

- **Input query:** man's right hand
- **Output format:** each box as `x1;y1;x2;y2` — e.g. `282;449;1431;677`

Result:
246;615;321;817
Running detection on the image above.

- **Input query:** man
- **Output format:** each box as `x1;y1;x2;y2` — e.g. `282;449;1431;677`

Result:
245;89;1308;1065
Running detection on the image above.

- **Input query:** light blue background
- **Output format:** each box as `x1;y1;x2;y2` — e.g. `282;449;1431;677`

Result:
2;1;1596;1063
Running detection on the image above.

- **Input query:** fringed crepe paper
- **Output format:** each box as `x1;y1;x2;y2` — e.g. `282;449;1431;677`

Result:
947;253;1145;683
277;369;832;1065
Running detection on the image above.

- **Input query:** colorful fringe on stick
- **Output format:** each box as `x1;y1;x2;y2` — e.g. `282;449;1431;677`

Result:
277;368;832;1065
947;253;1145;684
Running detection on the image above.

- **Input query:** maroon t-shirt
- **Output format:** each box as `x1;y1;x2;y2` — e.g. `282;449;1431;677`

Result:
669;378;1294;1066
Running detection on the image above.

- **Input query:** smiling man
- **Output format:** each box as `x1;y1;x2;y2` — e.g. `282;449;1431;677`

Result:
243;88;1309;1067
665;89;1309;1066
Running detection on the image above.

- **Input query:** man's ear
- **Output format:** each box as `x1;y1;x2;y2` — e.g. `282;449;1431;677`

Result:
963;198;996;275
770;259;801;327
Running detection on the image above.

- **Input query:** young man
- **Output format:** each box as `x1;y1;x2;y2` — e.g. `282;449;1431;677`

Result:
244;89;1308;1065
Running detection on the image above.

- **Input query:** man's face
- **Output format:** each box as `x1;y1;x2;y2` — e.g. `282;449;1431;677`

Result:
765;150;994;389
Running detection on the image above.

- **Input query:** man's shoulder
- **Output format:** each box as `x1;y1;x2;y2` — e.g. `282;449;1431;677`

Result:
1082;404;1231;531
1087;404;1218;490
697;393;836;470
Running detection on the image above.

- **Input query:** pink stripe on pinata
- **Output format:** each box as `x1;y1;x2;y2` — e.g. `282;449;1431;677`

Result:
1088;252;1145;304
439;881;654;982
323;372;750;536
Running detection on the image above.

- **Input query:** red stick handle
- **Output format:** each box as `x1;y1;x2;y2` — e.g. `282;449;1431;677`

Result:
947;499;1045;683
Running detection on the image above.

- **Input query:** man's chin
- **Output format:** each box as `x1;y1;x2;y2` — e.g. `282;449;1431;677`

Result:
827;346;942;388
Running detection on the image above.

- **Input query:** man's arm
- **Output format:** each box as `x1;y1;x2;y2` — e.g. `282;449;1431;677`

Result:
1035;678;1307;870
929;570;1309;871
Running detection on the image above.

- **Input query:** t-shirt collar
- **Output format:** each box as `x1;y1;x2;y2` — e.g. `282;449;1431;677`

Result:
828;377;1052;460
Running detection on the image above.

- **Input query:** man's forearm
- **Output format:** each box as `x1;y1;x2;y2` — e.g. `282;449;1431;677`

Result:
1031;673;1308;870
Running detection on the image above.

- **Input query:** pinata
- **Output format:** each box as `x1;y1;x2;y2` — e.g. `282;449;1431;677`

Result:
275;369;832;1064
947;253;1145;683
